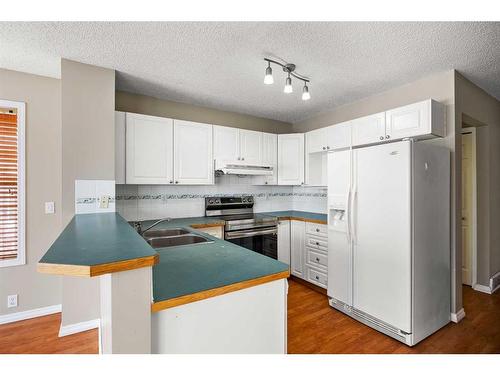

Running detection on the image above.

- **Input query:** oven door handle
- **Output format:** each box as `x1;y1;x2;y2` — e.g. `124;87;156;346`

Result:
225;228;277;240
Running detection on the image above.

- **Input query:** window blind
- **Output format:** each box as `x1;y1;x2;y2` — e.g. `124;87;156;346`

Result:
0;113;19;261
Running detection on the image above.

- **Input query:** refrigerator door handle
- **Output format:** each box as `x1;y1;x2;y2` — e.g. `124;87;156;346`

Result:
350;184;357;243
346;187;352;243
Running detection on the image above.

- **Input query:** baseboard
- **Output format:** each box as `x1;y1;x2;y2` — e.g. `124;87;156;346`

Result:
0;304;62;325
473;283;492;294
59;318;100;337
450;308;466;323
490;271;500;294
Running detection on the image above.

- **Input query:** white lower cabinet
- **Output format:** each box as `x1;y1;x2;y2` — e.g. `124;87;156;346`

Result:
290;220;305;277
287;220;328;289
277;220;290;265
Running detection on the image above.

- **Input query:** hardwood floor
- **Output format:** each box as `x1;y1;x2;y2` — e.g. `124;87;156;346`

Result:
1;280;499;354
287;280;500;353
0;313;98;354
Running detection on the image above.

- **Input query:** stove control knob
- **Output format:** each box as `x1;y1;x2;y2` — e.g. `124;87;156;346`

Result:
242;198;247;202
208;199;214;204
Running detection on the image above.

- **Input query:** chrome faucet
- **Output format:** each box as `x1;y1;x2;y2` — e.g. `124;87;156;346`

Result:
136;218;172;236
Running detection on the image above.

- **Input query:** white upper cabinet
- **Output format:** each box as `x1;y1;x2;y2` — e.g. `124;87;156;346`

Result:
213;125;240;164
306;127;329;153
239;129;263;164
254;132;278;185
173;120;213;185
278;134;304;185
351;113;386;147
385;99;445;141
126;113;174;184
115;111;126;184
327;121;352;151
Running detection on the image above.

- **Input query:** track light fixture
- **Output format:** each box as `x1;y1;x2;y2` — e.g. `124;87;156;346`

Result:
263;58;311;101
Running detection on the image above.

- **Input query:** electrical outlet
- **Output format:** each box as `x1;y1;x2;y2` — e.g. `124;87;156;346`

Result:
7;294;17;308
45;201;55;214
99;195;110;209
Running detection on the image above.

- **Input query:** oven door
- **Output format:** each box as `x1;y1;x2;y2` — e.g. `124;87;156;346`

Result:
225;227;278;259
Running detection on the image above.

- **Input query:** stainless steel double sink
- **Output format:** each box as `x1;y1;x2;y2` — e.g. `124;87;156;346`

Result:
142;228;213;249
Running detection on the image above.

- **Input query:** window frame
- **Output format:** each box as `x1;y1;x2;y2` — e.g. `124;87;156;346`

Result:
0;99;25;268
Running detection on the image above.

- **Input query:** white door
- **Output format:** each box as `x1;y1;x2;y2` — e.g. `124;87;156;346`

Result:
461;132;473;286
352;141;412;332
290;220;305;277
173;120;213;185
213;125;240;166
306;127;328;153
239;129;263;164
126;113;173;184
278;134;304;185
277;220;291;265
351;112;386;146
385;100;430;141
327;150;352;305
327;121;351;150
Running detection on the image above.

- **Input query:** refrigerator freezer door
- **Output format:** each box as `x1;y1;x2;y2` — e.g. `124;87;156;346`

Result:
352;141;412;333
327;150;352;305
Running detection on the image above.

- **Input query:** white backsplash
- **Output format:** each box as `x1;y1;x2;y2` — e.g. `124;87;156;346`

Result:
116;175;326;222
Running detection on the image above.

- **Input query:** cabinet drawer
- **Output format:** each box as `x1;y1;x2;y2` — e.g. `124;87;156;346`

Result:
307;249;328;269
305;222;327;238
307;266;327;288
305;236;328;251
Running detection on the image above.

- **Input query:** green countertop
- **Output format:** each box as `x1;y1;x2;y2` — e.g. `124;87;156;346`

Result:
145;218;289;304
260;210;328;223
39;213;157;267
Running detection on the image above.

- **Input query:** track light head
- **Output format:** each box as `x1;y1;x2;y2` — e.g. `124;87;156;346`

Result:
264;62;273;85
302;84;311;101
284;74;293;94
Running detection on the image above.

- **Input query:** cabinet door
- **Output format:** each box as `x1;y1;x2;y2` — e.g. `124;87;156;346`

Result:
173;120;213;185
261;132;278;185
115;111;126;184
290;220;306;278
385;100;430;141
239;129;263;164
213;125;240;167
277;134;304;185
126;113;173;184
327;121;351;150
277;220;291;265
351;113;385;147
306;127;329;153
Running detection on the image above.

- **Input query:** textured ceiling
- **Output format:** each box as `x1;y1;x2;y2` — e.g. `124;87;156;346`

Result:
0;22;499;123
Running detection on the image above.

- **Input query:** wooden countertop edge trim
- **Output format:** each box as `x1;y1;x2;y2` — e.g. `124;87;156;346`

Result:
278;216;327;225
151;269;290;312
37;253;159;277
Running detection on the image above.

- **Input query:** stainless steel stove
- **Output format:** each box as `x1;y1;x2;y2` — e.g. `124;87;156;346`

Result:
205;196;278;259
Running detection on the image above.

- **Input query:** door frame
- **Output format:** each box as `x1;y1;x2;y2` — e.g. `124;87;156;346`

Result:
461;127;478;287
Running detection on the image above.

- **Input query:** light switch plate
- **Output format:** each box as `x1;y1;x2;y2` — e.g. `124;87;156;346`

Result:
45;201;55;214
99;195;110;209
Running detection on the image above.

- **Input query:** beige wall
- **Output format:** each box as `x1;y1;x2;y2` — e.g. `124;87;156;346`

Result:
0;68;62;315
60;59;116;326
116;91;293;133
456;72;500;286
293;70;462;312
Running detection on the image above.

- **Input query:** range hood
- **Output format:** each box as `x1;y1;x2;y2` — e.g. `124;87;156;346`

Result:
215;160;274;176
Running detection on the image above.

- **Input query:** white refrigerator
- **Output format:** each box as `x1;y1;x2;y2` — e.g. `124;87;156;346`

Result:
327;140;450;346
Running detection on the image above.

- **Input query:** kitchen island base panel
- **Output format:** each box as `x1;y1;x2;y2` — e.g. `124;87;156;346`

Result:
100;266;152;354
152;278;288;354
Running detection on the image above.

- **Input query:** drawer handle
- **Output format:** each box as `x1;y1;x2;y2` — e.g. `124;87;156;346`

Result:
315;228;320;232
315;275;319;280
315;257;320;262
316;242;320;245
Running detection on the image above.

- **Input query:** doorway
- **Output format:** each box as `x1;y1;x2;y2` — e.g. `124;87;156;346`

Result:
461;127;477;287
